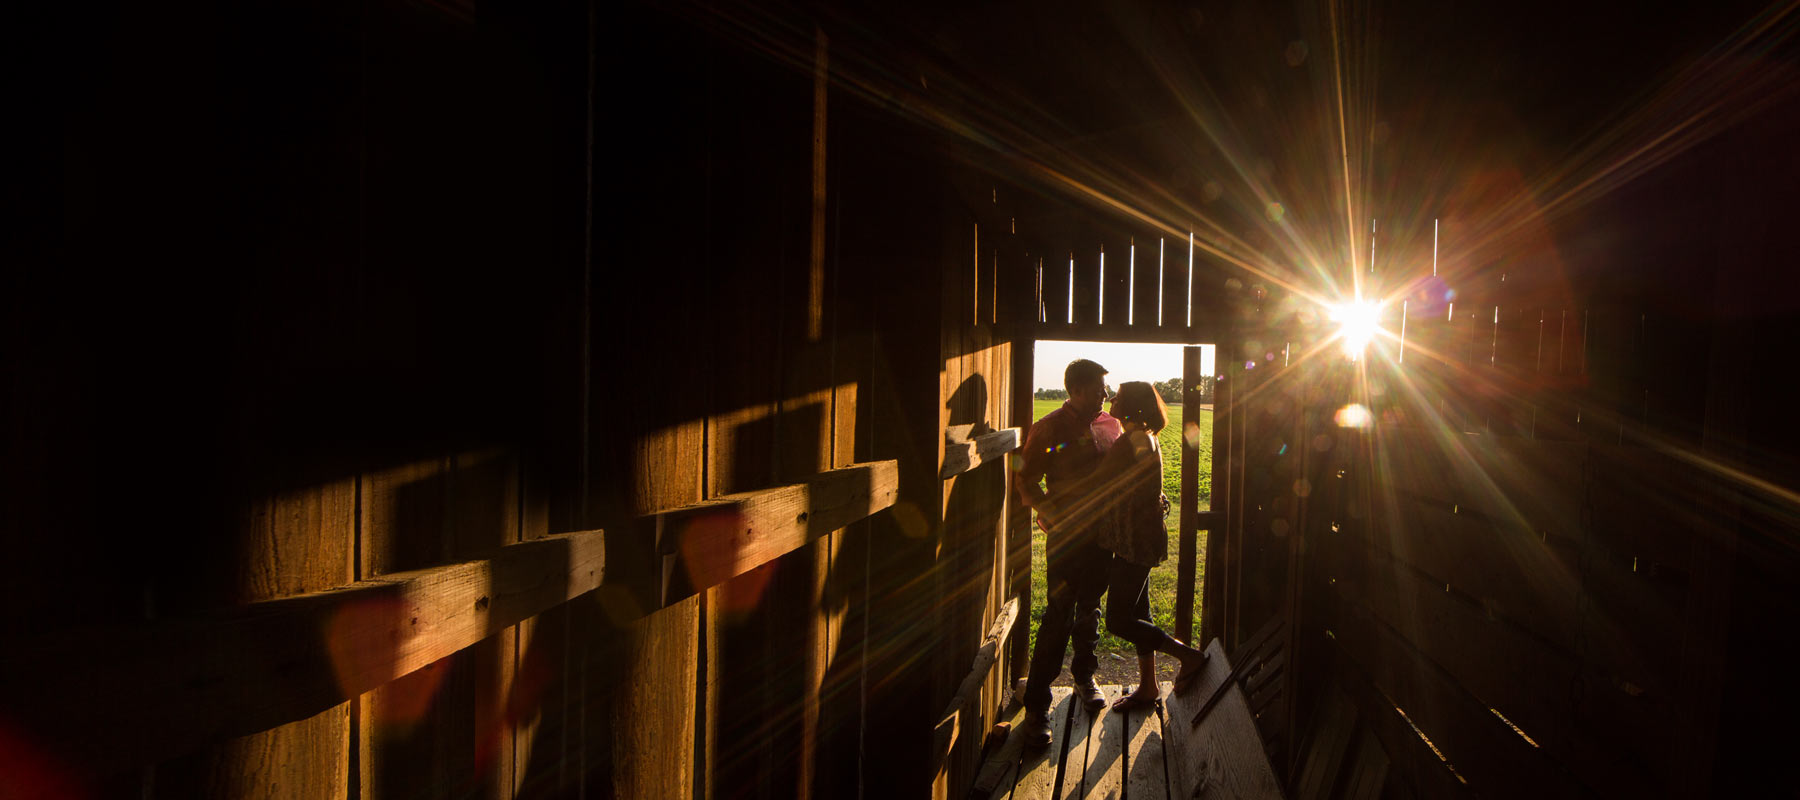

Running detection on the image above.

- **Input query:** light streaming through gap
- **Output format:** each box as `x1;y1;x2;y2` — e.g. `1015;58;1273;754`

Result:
1392;702;1469;785
1186;232;1194;328
1488;707;1541;748
1035;258;1046;323
1157;238;1166;326
1128;239;1137;325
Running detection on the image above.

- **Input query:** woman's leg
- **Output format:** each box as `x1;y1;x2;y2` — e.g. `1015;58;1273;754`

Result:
1106;558;1167;708
1104;557;1163;649
1105;556;1210;693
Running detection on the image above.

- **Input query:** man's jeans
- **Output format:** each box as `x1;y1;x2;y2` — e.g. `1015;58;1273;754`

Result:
1023;536;1110;714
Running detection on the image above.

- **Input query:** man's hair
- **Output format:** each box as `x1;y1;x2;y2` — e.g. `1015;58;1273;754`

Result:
1064;359;1107;391
1112;381;1169;432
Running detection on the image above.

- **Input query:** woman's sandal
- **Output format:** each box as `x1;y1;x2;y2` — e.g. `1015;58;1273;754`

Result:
1110;688;1160;713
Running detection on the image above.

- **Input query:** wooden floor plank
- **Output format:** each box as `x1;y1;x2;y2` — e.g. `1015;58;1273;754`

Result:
1002;687;1076;800
1061;685;1124;800
1123;682;1171;800
976;694;1032;796
1162;640;1283;800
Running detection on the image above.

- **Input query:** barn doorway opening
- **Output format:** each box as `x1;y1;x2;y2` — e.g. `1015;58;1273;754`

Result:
1025;340;1218;687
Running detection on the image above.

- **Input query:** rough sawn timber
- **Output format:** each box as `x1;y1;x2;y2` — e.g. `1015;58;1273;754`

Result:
932;597;1022;771
656;460;900;606
0;528;605;771
1163;639;1283;800
941;427;1022;480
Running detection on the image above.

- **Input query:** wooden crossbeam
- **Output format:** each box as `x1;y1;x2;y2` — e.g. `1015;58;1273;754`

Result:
656;460;899;606
0;528;605;772
932;597;1021;773
941;427;1022;479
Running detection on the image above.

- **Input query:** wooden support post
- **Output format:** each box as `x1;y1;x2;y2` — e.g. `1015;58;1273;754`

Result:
1177;344;1203;642
1008;339;1036;683
1203;335;1236;649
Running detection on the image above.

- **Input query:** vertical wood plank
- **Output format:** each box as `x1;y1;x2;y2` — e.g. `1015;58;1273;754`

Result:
158;479;357;798
1178;345;1203;642
358;452;520;800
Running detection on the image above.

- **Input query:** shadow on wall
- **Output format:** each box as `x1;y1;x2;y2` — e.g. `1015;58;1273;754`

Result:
938;374;1007;778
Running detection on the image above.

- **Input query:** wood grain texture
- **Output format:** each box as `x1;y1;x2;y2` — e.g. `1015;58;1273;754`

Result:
607;362;708;798
0;528;600;773
1162;640;1282;800
657;460;899;606
974;696;1031;795
157;478;358;797
1000;687;1075;800
932;597;1021;770
940;427;1022;480
1123;683;1172;800
610;596;700;800
1058;685;1121;800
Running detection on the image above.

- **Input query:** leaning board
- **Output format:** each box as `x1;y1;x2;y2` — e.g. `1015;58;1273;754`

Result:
1162;640;1283;800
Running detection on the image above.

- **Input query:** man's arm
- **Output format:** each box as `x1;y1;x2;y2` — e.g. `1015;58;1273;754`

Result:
1016;417;1056;528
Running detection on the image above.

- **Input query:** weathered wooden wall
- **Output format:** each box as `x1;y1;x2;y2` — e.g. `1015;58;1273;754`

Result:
1282;75;1800;799
13;0;582;795
6;2;1033;798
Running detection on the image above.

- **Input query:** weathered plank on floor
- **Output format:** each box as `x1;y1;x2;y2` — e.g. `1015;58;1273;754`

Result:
1000;687;1076;800
989;683;1181;800
975;693;1032;796
1060;685;1123;800
1162;640;1283;800
1123;682;1172;800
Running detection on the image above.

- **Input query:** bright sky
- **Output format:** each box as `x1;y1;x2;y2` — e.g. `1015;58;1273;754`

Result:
1033;340;1216;391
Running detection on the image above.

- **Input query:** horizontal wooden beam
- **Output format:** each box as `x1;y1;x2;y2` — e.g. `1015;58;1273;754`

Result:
656;460;899;606
1000;320;1223;345
0;529;605;772
940;427;1021;480
931;596;1020;772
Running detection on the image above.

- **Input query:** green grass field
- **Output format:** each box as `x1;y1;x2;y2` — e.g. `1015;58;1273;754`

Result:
1026;398;1211;682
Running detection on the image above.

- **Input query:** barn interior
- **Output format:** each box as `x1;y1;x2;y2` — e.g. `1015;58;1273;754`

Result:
9;0;1800;797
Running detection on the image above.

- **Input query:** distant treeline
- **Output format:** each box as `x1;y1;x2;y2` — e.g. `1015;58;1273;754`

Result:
1035;377;1214;404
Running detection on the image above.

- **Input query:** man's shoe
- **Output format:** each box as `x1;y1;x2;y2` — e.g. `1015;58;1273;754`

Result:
1020;710;1053;749
1074;679;1106;712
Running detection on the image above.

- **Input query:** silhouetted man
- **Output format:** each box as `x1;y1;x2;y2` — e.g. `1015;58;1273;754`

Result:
1016;358;1123;747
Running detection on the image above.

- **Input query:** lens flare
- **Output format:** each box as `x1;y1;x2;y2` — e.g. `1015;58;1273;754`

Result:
1329;300;1382;359
1334;403;1373;428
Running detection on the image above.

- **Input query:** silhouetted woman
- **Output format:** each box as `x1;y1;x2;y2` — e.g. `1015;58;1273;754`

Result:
1096;381;1209;711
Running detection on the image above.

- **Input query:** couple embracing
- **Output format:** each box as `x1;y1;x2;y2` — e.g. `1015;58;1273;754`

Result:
1015;359;1208;748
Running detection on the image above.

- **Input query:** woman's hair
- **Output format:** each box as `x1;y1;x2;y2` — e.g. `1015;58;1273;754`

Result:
1111;381;1168;433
